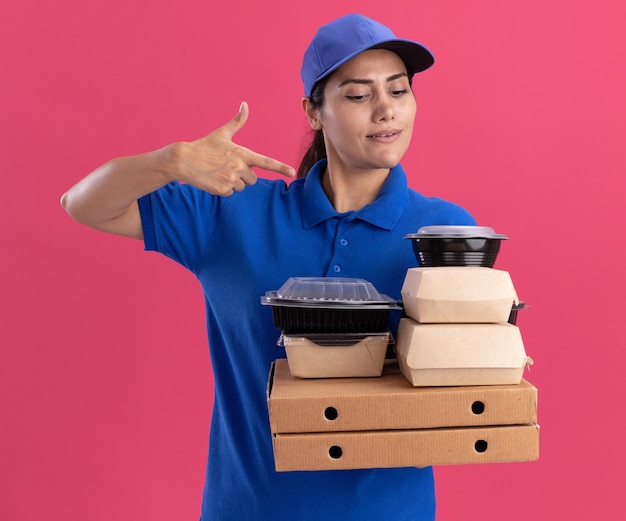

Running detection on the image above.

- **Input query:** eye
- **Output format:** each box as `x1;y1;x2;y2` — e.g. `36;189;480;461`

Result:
346;94;370;102
391;89;409;97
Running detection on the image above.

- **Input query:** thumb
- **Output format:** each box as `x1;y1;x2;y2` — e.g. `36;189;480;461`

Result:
219;101;250;140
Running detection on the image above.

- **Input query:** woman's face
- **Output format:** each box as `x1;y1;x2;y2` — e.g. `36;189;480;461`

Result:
314;49;416;174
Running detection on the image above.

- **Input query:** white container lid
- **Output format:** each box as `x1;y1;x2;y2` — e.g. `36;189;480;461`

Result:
404;225;508;239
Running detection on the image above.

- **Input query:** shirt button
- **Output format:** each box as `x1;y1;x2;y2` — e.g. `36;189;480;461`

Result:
340;239;348;246
333;265;341;272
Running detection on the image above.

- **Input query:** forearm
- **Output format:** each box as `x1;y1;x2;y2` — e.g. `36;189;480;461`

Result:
60;103;294;239
60;145;178;237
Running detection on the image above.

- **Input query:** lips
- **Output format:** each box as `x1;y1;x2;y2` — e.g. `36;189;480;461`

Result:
366;129;401;139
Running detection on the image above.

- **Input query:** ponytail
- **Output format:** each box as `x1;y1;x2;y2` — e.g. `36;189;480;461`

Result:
296;78;329;179
297;130;326;178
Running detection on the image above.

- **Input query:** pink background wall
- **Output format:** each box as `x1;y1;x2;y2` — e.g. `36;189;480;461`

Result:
2;0;625;519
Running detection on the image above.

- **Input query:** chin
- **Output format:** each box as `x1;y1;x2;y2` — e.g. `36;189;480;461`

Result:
371;148;408;169
372;154;405;170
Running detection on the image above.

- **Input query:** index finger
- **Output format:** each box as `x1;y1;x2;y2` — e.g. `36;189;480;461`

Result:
243;148;296;178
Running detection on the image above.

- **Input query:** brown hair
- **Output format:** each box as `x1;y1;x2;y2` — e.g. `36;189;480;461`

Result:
296;78;328;178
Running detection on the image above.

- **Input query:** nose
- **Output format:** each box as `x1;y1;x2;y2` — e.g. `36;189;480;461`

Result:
373;92;395;122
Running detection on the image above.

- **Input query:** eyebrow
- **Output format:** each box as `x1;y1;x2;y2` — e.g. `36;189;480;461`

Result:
337;72;409;87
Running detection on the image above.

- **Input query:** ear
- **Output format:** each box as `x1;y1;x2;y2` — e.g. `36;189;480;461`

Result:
301;97;322;130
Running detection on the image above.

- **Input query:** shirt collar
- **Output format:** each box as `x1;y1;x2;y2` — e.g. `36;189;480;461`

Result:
301;159;409;230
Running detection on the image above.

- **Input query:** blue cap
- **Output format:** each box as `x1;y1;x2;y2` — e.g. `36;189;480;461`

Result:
301;14;435;97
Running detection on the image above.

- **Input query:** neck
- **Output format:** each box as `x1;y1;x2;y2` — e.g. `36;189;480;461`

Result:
322;165;390;213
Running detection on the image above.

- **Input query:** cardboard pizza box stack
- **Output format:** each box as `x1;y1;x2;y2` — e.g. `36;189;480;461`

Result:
267;358;538;471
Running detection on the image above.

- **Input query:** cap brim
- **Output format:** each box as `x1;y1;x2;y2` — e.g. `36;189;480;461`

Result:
371;39;435;74
312;39;434;93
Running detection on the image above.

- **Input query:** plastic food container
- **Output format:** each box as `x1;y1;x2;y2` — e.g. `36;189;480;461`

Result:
261;277;401;334
405;225;509;268
278;332;392;378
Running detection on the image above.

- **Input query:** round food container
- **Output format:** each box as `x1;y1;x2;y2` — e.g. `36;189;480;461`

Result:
404;225;509;267
261;277;401;334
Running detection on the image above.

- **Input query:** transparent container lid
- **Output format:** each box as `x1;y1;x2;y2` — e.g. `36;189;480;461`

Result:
261;277;401;308
404;225;508;239
278;277;383;301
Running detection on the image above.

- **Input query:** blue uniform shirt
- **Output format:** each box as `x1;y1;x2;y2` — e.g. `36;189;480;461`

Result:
138;160;475;520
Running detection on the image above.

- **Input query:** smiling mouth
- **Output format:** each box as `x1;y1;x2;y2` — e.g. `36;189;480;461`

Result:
367;130;400;138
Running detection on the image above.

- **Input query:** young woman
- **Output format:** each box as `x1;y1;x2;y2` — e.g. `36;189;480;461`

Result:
62;14;475;521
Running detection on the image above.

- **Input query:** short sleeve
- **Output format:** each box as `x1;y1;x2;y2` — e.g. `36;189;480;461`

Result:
138;182;219;273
